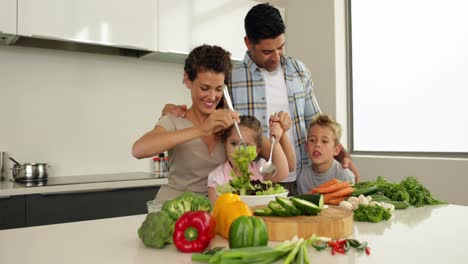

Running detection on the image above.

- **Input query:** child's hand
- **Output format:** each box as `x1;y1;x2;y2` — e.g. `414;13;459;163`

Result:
269;111;292;132
269;121;284;139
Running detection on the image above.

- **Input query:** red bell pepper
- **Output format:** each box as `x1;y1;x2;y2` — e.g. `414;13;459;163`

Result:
173;210;216;253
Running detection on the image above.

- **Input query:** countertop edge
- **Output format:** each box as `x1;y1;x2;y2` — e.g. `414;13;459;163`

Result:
0;178;168;197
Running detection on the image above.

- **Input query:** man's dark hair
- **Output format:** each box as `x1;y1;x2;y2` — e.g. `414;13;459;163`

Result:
244;3;285;44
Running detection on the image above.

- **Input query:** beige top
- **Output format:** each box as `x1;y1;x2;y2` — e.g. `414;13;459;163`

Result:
155;115;226;200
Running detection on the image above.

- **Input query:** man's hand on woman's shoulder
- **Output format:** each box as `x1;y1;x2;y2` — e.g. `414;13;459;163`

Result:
341;157;360;183
162;104;187;118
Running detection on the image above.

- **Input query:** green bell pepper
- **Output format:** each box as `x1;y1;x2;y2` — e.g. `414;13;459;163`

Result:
228;216;269;249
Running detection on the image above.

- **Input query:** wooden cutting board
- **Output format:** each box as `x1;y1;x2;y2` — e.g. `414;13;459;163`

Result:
253;205;353;241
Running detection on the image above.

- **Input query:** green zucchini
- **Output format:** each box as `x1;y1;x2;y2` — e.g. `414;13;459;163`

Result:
253;207;275;216
386;200;410;209
267;201;291;216
293;194;324;208
275;196;302;216
351;185;380;196
290;197;322;216
369;194;391;201
370;195;410;209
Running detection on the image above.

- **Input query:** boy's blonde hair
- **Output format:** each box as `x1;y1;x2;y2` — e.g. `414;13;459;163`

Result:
308;114;342;145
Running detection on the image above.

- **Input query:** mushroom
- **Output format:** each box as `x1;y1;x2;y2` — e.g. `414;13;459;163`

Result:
339;200;353;211
347;196;359;210
358;194;369;206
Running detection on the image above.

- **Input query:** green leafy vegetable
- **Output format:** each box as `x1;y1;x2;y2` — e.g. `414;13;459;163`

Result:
400;176;445;207
256;183;287;195
353;204;392;223
216;145;286;196
354;176;409;202
354;176;445;208
231;145;258;177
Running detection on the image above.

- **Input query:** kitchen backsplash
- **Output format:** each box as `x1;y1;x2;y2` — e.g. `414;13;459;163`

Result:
0;45;191;178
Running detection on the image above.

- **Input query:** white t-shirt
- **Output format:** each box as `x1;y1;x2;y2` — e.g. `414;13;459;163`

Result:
260;67;297;182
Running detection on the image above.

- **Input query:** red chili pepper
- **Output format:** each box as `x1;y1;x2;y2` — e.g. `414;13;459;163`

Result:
336;239;347;246
335;247;346;254
173;211;216;253
365;246;371;255
331;247;336;255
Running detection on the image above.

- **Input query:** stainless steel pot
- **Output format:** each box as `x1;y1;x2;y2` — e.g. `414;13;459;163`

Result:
12;163;49;182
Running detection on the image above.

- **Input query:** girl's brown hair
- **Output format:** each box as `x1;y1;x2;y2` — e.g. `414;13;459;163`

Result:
222;115;263;148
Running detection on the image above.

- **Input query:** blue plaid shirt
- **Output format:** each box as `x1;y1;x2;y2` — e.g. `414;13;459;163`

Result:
229;52;321;180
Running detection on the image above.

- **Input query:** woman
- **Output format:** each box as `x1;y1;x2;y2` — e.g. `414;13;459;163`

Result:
132;45;238;201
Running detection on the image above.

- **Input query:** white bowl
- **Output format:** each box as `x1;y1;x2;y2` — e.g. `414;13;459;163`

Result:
146;200;163;213
239;191;289;207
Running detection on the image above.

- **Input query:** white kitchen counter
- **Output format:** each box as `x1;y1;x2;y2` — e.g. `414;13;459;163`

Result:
0;173;168;197
0;204;466;264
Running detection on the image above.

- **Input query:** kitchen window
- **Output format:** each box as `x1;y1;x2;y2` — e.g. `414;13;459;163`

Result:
347;0;468;155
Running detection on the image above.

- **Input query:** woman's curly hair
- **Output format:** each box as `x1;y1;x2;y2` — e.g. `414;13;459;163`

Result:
184;44;232;85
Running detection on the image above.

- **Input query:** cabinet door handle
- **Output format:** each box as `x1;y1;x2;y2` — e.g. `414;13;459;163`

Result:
40;188;115;196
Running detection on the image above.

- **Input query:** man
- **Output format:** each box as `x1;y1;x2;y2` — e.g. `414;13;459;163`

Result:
164;3;359;195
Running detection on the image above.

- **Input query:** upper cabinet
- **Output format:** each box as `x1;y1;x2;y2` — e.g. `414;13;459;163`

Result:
3;0;285;62
17;0;158;51
0;0;16;34
158;0;257;61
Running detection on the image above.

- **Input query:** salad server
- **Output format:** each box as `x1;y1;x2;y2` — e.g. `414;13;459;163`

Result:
223;85;247;148
260;135;278;178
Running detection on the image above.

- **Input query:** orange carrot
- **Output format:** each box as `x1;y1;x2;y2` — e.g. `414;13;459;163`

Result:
324;187;354;199
310;179;340;193
312;181;350;194
325;196;345;205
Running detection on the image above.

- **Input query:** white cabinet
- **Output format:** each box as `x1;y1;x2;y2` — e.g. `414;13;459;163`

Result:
0;0;16;34
158;0;257;61
17;0;158;51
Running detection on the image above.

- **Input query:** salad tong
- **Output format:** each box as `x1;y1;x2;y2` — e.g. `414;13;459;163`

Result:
223;85;247;149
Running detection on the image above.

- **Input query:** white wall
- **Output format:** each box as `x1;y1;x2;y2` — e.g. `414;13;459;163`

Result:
284;0;468;205
0;45;191;177
1;0;467;205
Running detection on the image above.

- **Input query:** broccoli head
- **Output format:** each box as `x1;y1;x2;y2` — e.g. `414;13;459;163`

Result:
161;192;212;220
138;210;174;248
190;193;212;212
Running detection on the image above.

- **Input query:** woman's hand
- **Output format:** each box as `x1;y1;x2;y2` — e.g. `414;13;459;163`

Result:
200;109;239;135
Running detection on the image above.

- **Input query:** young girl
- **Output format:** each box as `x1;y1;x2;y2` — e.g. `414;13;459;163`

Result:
207;115;295;203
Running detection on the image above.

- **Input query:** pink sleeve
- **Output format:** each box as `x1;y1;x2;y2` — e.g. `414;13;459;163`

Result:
208;162;230;188
250;158;267;181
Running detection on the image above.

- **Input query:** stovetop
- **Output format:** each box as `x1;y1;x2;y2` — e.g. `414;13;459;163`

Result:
12;172;164;187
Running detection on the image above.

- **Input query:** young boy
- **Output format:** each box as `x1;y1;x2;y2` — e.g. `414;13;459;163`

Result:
298;114;355;194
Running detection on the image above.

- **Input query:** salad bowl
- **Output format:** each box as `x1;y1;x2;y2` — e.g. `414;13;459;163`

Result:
239;191;289;207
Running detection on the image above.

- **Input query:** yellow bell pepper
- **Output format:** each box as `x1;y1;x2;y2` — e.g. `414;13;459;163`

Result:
212;193;252;238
